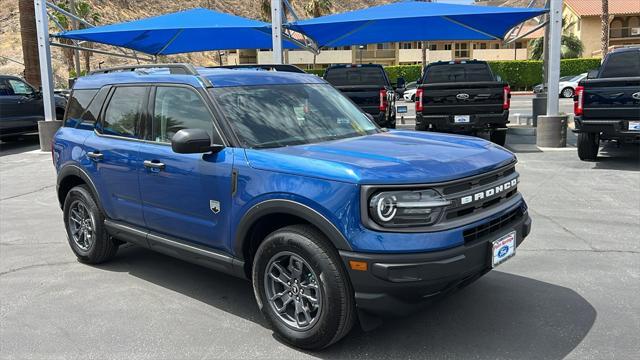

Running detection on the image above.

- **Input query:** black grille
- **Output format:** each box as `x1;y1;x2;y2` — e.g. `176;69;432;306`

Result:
463;205;525;243
442;166;515;195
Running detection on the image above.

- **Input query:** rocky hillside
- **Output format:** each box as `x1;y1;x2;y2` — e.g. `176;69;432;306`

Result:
0;0;390;87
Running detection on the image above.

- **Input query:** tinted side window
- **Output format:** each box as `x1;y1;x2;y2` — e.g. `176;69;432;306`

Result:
152;87;214;143
101;87;147;138
325;67;387;86
600;51;640;78
64;89;98;129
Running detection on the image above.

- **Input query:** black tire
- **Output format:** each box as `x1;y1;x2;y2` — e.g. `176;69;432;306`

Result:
56;108;65;121
63;185;118;264
577;132;599;161
415;122;427;131
561;87;574;98
252;225;355;350
490;130;507;146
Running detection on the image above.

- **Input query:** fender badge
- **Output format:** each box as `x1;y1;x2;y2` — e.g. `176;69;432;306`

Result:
210;200;221;214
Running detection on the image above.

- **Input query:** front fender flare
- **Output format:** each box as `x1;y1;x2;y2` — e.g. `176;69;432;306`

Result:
234;199;353;260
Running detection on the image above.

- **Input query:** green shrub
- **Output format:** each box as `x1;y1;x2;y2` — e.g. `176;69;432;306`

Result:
304;69;325;77
385;65;422;83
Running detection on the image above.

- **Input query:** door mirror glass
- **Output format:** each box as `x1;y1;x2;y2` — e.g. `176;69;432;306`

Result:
171;128;223;154
587;69;599;79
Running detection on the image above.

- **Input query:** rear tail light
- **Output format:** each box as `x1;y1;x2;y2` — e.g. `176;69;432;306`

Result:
502;85;511;110
379;89;388;111
416;88;424;112
574;85;584;116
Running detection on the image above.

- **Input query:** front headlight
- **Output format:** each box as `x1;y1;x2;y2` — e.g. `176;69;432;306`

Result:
369;189;451;228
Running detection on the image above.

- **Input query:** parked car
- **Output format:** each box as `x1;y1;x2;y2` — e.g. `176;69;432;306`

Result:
533;73;587;98
0;75;67;139
574;47;640;161
323;64;399;128
53;64;530;350
414;60;511;146
402;81;419;101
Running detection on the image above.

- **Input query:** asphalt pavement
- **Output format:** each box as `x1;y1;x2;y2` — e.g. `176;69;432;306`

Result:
1;125;639;359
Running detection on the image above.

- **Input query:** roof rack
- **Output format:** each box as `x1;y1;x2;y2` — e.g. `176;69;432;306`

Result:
88;63;199;76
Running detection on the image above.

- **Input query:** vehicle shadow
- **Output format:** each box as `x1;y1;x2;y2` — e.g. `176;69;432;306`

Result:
98;245;596;359
0;134;40;156
595;142;640;171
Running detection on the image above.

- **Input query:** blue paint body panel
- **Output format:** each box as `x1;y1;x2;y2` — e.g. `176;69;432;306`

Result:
54;69;527;258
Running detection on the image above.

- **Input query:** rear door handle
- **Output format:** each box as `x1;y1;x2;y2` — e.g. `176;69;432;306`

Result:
87;151;103;161
143;160;165;171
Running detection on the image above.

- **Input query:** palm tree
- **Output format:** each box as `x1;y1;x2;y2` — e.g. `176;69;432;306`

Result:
529;34;584;60
52;1;100;74
259;0;271;21
601;0;609;57
304;1;332;67
18;0;41;87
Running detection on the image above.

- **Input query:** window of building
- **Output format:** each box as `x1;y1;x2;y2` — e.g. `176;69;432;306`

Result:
430;44;438;51
493;43;500;49
444;44;452;51
454;43;469;58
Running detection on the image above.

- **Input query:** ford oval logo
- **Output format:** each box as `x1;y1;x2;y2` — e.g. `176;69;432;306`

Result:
456;93;470;100
498;245;509;258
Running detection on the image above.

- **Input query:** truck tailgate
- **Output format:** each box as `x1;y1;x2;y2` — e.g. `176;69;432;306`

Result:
582;77;640;120
420;82;504;115
334;85;382;115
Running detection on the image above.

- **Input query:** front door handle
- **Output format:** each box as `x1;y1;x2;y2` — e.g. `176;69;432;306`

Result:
144;160;165;171
87;151;103;161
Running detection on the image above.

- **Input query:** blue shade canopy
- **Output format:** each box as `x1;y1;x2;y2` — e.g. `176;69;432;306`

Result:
54;8;298;55
287;1;547;47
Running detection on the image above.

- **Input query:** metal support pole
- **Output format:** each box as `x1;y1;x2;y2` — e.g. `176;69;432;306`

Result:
34;0;55;122
70;0;81;76
546;0;561;116
271;0;283;64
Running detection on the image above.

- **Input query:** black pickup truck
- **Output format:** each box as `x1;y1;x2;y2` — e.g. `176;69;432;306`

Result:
574;47;640;161
414;60;510;145
324;64;398;128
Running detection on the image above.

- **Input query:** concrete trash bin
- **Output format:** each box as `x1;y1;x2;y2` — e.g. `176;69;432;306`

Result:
37;120;62;152
536;115;568;148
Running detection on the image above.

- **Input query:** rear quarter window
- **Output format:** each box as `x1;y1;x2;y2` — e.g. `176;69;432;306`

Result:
64;89;105;130
325;67;387;87
600;51;640;78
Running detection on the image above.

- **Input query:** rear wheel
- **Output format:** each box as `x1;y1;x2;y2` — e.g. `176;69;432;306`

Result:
490;130;507;146
561;87;574;98
252;225;355;350
63;185;119;264
577;132;599;161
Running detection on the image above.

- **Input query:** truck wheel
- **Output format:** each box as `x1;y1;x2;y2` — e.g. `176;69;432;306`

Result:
577;132;599;161
561;87;574;98
63;185;118;264
252;225;355;350
490;130;507;146
415;122;427;131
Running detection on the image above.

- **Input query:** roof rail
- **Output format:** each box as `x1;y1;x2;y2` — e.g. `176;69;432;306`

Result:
88;63;199;76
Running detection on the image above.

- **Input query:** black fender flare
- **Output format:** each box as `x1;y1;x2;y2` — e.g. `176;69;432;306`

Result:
56;164;102;211
234;199;353;260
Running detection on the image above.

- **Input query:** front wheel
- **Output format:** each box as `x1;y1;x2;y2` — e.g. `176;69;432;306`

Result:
252;225;355;350
577;132;599;161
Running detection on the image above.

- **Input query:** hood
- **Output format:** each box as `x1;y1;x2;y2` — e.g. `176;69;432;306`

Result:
244;130;515;185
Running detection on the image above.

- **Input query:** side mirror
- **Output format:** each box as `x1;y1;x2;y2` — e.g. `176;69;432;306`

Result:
587;69;599;79
496;75;502;82
171;128;223;154
395;77;406;89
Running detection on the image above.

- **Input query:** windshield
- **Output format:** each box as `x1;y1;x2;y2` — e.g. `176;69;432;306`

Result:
210;84;379;149
424;63;493;83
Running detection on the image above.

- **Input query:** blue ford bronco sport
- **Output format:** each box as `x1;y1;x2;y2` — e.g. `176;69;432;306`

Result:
53;64;531;350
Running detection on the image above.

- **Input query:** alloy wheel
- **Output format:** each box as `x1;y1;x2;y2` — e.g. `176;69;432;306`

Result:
264;251;322;331
68;200;95;251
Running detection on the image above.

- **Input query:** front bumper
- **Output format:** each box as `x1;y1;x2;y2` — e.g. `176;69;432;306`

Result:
573;117;640;141
416;110;509;133
340;207;531;316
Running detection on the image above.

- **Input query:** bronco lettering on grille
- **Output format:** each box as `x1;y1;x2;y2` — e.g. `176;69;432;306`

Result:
460;178;517;205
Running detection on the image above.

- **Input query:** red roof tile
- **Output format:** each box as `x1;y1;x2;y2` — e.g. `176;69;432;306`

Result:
564;0;640;17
